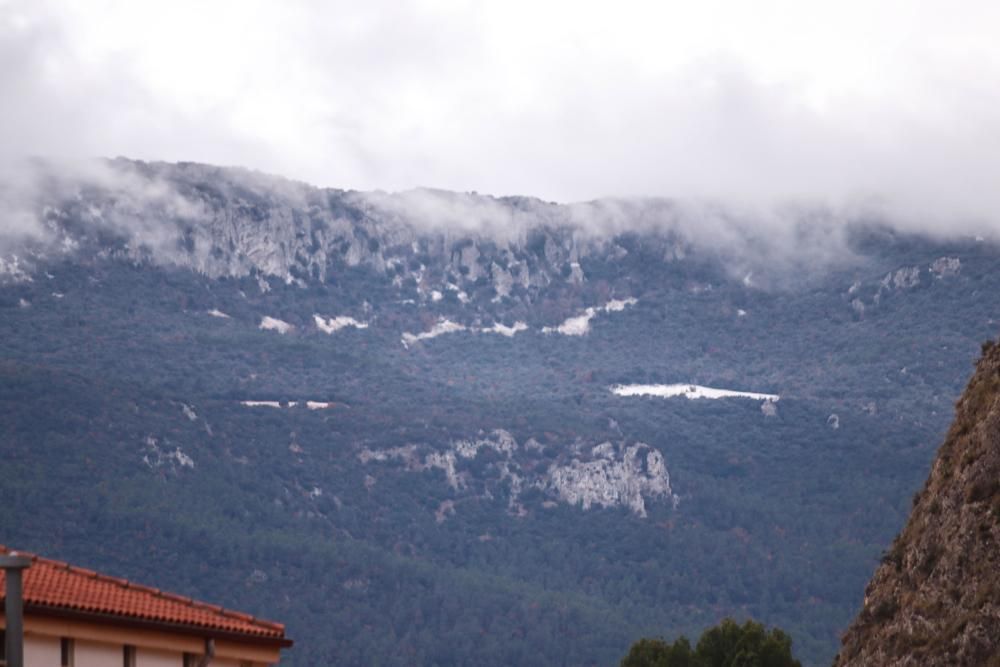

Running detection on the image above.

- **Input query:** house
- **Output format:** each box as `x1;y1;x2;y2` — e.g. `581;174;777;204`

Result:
0;545;292;667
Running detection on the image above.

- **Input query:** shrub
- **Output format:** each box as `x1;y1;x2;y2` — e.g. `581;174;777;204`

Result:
621;618;801;667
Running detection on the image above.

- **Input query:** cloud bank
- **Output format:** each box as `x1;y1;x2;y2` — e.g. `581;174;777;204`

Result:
1;0;1000;232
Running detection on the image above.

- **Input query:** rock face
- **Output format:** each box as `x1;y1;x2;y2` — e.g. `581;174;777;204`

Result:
2;159;617;299
358;430;680;518
833;340;1000;666
2;158;868;303
544;442;677;517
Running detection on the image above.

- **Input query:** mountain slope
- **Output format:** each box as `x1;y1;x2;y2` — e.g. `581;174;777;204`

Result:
834;340;1000;666
2;159;1000;665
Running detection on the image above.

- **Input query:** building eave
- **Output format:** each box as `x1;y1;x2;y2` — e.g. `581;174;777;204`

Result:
14;603;293;648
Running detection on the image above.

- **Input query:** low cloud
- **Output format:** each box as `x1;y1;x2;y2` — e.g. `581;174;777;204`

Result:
2;1;1000;244
0;158;208;257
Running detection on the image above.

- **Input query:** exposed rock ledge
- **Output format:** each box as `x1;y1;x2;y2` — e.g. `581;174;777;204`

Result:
359;430;679;518
834;340;1000;666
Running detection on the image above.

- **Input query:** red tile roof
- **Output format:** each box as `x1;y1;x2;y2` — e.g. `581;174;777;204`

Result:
0;545;287;643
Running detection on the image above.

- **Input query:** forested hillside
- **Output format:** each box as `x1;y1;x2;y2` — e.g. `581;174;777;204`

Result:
1;160;998;665
834;339;1000;666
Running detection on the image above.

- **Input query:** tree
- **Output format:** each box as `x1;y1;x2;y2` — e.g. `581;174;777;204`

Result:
621;637;696;667
621;619;801;667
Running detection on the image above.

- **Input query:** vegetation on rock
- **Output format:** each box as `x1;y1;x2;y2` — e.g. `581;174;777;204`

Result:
833;338;1000;666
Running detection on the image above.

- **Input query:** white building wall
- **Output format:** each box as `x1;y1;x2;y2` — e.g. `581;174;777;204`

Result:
74;638;122;667
18;625;277;667
24;634;61;667
213;659;250;667
137;646;183;667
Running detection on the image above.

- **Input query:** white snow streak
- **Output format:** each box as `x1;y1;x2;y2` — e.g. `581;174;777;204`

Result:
314;314;368;334
611;384;779;402
401;319;467;347
401;319;530;347
481;321;529;337
240;400;332;409
259;316;293;334
543;298;637;336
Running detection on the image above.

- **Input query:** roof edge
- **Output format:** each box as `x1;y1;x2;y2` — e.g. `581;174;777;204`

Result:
0;545;286;636
21;603;293;648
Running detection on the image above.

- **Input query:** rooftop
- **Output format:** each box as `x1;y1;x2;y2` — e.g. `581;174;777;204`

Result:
0;545;289;645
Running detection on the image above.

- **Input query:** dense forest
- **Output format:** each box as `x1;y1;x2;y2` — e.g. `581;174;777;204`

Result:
1;166;998;665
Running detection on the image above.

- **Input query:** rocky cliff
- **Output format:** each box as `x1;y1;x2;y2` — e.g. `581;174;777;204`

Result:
358;430;679;518
1;159;655;294
833;340;1000;666
1;158;862;300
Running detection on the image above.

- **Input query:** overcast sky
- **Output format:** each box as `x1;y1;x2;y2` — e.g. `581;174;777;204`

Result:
2;0;1000;226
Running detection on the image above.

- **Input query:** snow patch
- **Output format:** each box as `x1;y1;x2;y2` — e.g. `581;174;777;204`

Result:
611;384;779;402
401;318;529;346
259;316;293;334
240;400;333;410
543;312;593;336
240;400;285;408
481;321;528;337
207;309;231;319
542;298;637;336
402;319;467;347
314;314;368;334
603;298;636;312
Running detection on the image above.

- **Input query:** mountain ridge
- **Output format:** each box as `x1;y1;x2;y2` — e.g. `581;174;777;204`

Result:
1;157;896;295
2;158;1000;665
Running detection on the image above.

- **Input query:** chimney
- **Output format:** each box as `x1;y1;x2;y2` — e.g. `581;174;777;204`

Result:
1;554;32;667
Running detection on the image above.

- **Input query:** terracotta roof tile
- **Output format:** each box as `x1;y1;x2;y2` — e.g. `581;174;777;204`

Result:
0;545;286;641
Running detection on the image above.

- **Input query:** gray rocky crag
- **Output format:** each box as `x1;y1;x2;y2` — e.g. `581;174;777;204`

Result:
359;430;679;518
2;158;870;302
